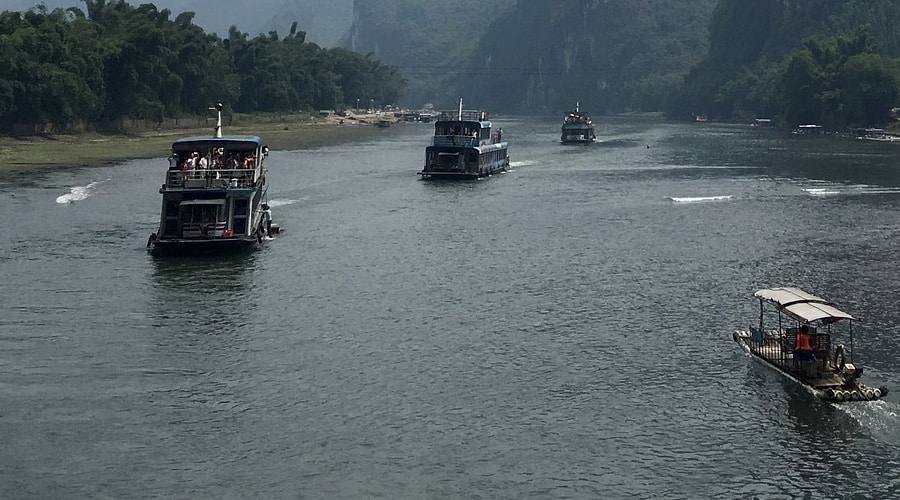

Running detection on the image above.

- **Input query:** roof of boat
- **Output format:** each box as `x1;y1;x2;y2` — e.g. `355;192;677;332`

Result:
754;287;855;322
172;136;262;148
435;119;492;127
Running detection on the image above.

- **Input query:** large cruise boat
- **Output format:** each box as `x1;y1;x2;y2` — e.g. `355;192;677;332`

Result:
419;99;509;179
147;103;279;255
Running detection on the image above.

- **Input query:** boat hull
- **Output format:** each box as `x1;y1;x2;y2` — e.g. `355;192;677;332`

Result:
420;107;509;180
733;330;887;402
561;126;596;144
148;235;260;256
420;144;509;179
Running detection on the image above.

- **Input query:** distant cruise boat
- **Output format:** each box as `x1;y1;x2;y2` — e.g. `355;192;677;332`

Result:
419;98;509;179
561;102;596;144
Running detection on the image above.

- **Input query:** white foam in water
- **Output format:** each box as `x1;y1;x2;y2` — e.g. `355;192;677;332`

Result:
265;199;302;208
669;195;733;203
803;187;840;196
509;160;533;167
56;181;102;204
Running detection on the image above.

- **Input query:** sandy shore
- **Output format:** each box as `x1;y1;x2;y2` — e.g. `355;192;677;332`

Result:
0;111;392;171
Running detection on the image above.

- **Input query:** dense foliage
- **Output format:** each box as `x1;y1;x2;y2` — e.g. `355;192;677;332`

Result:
676;0;900;127
0;0;403;133
346;0;900;128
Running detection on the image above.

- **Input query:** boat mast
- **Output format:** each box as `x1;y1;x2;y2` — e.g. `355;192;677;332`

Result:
210;102;223;138
458;98;463;121
576;101;580;113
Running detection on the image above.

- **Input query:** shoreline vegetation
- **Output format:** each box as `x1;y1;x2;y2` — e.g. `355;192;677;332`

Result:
0;111;390;172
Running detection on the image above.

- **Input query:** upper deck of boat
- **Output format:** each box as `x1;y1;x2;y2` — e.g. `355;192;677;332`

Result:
164;136;266;191
430;109;505;149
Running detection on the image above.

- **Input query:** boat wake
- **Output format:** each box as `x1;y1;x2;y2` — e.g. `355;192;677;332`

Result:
509;160;534;168
669;195;733;203
837;398;900;446
265;198;302;208
802;184;900;197
803;187;841;197
56;180;106;204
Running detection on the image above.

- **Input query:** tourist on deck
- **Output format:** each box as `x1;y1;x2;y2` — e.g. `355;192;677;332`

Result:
795;324;816;376
211;148;224;168
226;154;239;170
168;152;179;170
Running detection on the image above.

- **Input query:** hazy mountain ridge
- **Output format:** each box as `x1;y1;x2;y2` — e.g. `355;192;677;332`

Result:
344;0;716;112
344;0;517;108
459;0;718;114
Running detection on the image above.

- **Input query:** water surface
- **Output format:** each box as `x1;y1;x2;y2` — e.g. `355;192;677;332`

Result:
2;117;900;499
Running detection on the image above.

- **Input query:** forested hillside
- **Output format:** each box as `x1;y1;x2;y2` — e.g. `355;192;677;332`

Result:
677;0;900;127
0;0;400;133
347;0;900;129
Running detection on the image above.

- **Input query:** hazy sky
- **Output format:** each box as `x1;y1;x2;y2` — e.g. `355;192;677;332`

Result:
0;0;352;45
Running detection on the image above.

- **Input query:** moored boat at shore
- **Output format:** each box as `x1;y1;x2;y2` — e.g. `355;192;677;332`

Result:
561;102;596;144
733;287;888;402
419;99;509;179
147;103;280;255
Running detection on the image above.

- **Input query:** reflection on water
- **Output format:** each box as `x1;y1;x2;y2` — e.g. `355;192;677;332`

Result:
149;253;258;333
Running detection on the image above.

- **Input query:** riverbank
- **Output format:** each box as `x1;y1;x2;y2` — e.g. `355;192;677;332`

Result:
0;111;389;171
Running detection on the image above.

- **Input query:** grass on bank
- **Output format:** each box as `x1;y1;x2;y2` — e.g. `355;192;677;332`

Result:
0;112;384;171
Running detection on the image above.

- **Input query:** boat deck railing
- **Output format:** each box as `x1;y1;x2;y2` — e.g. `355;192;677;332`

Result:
437;110;487;121
432;134;506;148
432;134;482;147
165;168;261;189
749;326;836;378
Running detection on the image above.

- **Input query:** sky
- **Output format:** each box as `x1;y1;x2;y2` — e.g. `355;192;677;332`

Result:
0;0;352;45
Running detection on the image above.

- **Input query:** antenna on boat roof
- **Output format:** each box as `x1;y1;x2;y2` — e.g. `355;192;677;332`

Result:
209;102;223;138
458;98;463;121
576;101;580;113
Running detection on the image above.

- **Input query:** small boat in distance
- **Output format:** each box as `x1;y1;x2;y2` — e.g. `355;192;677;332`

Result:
419;98;509;179
733;287;888;402
147;103;280;255
561;102;596;144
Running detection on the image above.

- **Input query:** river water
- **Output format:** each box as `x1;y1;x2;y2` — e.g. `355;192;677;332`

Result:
2;117;900;499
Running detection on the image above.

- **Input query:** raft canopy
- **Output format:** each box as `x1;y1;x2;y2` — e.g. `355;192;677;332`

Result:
754;287;855;323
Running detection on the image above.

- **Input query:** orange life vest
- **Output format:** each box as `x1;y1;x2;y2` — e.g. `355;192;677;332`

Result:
796;332;812;351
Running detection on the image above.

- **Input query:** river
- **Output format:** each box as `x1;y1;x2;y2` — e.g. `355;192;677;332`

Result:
2;117;900;499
